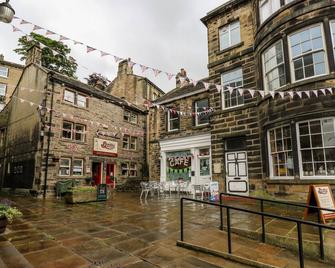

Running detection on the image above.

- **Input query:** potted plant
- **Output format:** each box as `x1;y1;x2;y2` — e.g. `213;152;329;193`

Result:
0;199;22;234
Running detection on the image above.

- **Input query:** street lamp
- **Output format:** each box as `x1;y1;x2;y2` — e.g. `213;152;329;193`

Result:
0;0;15;23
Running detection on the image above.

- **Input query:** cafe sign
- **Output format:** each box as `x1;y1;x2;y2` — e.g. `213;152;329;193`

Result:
166;150;192;181
93;138;118;157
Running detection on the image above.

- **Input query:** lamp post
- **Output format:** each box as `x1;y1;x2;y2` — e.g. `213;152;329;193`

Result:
0;0;15;23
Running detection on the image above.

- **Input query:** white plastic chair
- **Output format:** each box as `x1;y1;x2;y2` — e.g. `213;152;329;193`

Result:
140;182;150;199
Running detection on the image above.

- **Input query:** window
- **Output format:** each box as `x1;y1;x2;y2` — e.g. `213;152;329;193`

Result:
121;163;128;176
199;148;211;176
219;21;240;50
263;40;286;91
298;118;335;178
59;158;71;176
0;66;8;78
289;24;327;81
221;68;244;109
129;163;137;177
259;0;280;24
0;83;6;96
124;110;138;124
0;103;5;112
268;126;294;178
62;121;86;142
72;159;84;176
195;99;209;126
331;21;335;58
168;110;179;131
123;135;137;150
63;89;87;108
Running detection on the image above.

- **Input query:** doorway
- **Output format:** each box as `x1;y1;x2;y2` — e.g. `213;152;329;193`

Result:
92;162;102;185
225;151;249;195
106;163;116;188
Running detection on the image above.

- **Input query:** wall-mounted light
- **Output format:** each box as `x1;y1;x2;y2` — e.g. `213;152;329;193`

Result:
0;0;15;23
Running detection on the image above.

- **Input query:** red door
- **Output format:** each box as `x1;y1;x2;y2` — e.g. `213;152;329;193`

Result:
106;164;115;188
93;162;102;185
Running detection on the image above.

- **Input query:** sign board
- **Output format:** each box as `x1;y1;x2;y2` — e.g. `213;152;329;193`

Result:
97;184;107;201
93;138;118;157
304;184;335;223
209;181;219;202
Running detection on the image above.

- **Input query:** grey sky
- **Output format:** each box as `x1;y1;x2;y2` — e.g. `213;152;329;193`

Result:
0;0;226;91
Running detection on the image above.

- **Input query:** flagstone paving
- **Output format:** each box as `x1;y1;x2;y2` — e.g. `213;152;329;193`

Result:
0;192;334;267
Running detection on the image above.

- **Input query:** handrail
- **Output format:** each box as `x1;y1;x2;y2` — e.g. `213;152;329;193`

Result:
179;197;335;268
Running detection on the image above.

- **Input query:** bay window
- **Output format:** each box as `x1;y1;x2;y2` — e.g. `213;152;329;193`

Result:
221;68;244;109
298;118;335;178
268;126;294;178
259;0;294;24
219;21;240;50
262;40;286;91
289;24;327;81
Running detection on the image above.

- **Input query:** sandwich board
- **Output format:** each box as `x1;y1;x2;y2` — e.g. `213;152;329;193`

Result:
304;184;335;224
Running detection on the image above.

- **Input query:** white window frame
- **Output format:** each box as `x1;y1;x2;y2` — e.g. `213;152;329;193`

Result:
267;125;294;180
62;121;73;140
221;68;244;109
219;21;241;51
195;99;209;126
64;89;75;104
59;158;71;176
168;110;179;132
77;94;87;108
0;83;7;97
198;147;211;177
129;162;137;177
288;23;329;83
330;20;335;59
121;163;129;176
0;66;8;78
123;135;137;150
72;159;84;176
74;123;86;142
297;117;335;180
262;40;286;92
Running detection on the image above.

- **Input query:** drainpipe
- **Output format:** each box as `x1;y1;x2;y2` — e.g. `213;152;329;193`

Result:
43;73;55;198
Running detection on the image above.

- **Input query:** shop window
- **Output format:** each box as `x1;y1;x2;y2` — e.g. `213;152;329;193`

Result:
62;121;86;142
63;89;87;108
72;159;84;176
0;83;7;96
268;125;294;178
124;110;138;124
123;135;137;150
331;20;335;59
297;118;335;178
219;21;240;50
59;158;71;176
195;99;209;126
168;110;179;131
262;40;286;91
166;151;192;181
221;68;244;109
288;24;328;82
199;148;211;176
0;66;8;78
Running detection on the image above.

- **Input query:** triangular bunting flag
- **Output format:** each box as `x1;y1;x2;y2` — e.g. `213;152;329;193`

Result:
13;16;19;20
12;25;20;32
238;88;244;96
249;89;256;97
278;92;285;99
152;68;162;77
227;86;234;94
128;61;136;68
46;30;56;35
203;82;210;90
325;88;332;94
192;80;198;87
100;51;110;57
304;91;310;98
140;65;149;73
312;90;318;97
296;91;302;98
166;73;174;80
320;88;326;95
215;85;222;92
59;35;69;41
32;25;43;31
114;56;122;62
288;91;294;98
73;40;83;45
269;91;275;98
258;91;265;98
20;19;30;25
86;46;96;53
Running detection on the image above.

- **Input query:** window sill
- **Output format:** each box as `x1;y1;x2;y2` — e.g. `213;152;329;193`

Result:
61;101;88;111
60;139;87;145
124;120;139;126
192;124;210;130
216;42;244;56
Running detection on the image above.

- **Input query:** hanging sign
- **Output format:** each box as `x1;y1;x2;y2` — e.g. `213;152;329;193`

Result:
304;184;335;223
93;138;118;157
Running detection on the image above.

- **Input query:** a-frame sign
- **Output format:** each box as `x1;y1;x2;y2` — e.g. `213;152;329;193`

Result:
304;184;335;224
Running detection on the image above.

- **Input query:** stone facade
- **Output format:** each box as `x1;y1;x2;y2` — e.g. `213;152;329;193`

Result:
0;54;24;111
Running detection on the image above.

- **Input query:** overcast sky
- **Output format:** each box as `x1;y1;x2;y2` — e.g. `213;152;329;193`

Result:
0;0;226;92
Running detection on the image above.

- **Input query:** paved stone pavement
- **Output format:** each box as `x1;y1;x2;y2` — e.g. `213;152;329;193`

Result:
0;192;334;268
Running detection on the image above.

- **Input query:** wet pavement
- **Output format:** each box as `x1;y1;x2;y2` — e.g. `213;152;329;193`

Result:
0;192;334;268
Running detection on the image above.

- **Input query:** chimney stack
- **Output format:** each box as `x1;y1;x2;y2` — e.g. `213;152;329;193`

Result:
25;44;42;66
117;58;133;76
176;68;190;88
0;54;4;61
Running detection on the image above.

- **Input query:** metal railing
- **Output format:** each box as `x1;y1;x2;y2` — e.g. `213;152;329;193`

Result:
179;197;335;268
219;192;335;260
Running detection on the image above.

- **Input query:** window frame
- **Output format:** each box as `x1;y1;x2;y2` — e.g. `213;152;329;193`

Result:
297;117;335;180
221;68;244;109
219;20;241;51
59;158;71;176
121;163;129;176
288;23;329;83
122;135;137;150
77;94;87;108
129;162;137;177
64;89;75;104
330;20;335;60
262;40;287;92
62;121;73;140
72;159;84;176
0;66;8;78
198;147;211;177
195;99;210;126
267;125;294;180
0;83;7;97
124;110;138;124
167;109;180;132
74;123;86;142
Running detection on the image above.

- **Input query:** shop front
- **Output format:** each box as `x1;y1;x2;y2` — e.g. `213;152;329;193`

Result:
160;134;211;187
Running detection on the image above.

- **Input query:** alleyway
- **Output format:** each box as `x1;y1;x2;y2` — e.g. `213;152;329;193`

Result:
0;192;334;267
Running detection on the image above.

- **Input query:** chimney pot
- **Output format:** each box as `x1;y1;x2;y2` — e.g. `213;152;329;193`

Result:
25;44;42;66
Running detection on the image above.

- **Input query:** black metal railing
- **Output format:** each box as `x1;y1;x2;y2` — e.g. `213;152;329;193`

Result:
219;192;335;260
179;197;335;268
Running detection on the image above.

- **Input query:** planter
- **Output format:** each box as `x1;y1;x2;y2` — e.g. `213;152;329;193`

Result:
65;190;97;204
0;216;8;234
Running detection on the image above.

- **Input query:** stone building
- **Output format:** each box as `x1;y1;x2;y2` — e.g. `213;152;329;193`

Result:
148;70;212;188
201;0;335;200
0;54;24;111
0;46;159;195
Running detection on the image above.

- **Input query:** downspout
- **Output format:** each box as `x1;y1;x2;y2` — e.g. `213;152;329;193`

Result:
43;72;55;198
